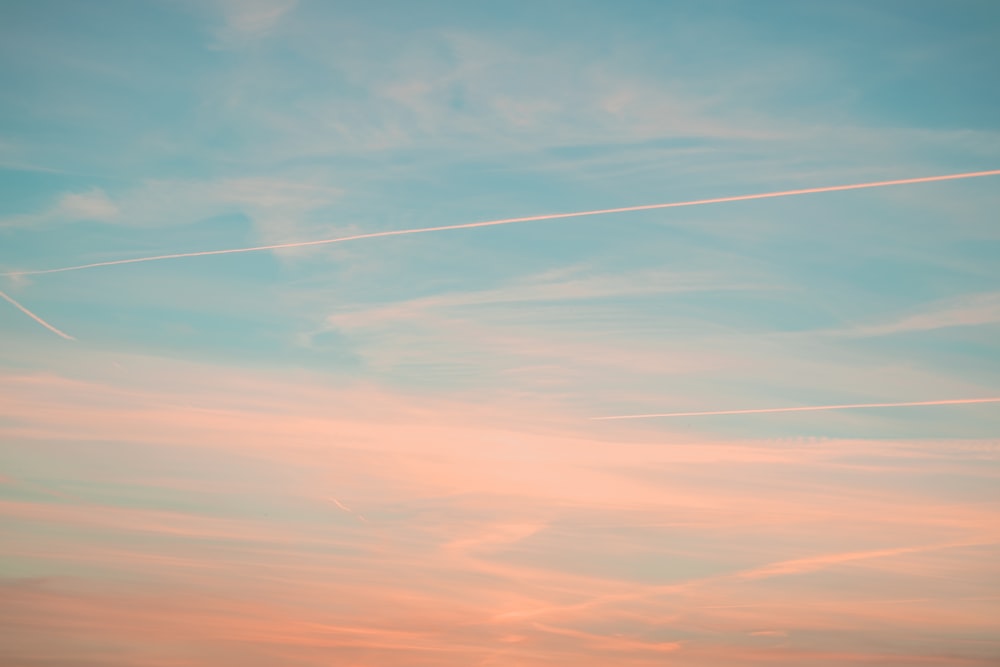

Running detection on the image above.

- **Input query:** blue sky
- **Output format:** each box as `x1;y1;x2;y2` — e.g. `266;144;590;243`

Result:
1;1;999;665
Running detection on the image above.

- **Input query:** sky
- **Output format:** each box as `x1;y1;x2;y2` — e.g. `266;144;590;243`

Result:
1;1;999;665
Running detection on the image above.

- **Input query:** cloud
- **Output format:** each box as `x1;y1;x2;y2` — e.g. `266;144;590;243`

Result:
840;292;1000;338
735;540;998;581
593;397;1000;421
0;178;345;260
9;168;996;279
55;188;119;221
1;187;118;228
323;266;762;329
186;16;798;166
2;3;999;664
1;353;998;665
211;0;298;46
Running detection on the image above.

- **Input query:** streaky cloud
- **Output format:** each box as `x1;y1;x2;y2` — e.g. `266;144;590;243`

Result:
0;289;75;340
592;397;1000;420
6;169;999;278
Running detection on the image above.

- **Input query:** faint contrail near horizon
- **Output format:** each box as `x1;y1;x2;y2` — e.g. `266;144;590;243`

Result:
327;496;369;523
0;289;75;340
4;169;1000;278
591;397;1000;420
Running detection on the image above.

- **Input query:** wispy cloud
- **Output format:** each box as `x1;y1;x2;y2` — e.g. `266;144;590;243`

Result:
3;3;1000;664
210;0;298;46
1;354;998;665
593;397;1000;420
7;169;998;278
0;187;118;228
0;178;342;232
735;539;998;580
839;292;1000;338
323;266;762;330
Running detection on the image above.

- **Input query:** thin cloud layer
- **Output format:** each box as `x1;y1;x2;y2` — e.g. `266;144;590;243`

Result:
7;169;998;278
593;397;1000;420
1;358;999;665
2;1;999;665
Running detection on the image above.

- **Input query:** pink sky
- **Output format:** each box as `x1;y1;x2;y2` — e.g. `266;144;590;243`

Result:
2;352;998;665
2;1;1000;664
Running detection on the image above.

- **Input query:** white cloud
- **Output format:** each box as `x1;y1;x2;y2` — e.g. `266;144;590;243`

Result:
324;267;766;331
1;187;119;228
55;188;119;222
840;292;1000;338
201;23;784;163
0;178;345;256
211;0;298;46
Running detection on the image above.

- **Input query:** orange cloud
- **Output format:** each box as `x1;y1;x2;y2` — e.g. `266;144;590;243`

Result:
1;357;998;666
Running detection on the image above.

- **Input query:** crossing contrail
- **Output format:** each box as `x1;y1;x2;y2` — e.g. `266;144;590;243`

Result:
4;169;1000;278
0;289;75;340
591;397;1000;420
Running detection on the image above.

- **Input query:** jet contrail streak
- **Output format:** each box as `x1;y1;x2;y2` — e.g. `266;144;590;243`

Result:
329;497;353;513
5;169;1000;277
591;397;1000;420
0;289;75;340
328;496;369;523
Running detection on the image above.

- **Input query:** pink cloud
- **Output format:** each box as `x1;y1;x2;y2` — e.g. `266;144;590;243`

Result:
1;357;998;665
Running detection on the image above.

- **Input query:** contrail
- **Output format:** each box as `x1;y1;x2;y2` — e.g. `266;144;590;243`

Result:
327;496;369;523
0;289;75;340
591;397;1000;420
329;497;353;513
5;169;1000;278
